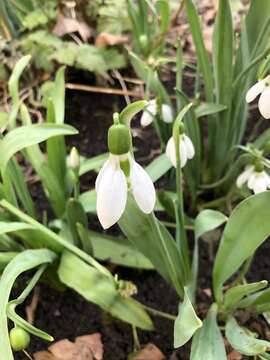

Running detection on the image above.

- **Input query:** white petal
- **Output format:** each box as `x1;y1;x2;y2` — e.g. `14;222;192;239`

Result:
130;161;156;213
166;137;177;167
140;101;157;127
236;165;254;188
180;139;188;168
95;159;110;193
96;159;127;229
259;86;270;119
246;80;266;103
247;172;267;194
183;135;195;159
161;104;173;123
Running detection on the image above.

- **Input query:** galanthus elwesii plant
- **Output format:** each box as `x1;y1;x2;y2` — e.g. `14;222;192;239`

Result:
140;99;173;127
95;101;270;358
96;116;156;229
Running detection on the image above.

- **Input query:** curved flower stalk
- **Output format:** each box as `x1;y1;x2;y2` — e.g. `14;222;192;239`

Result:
140;99;173;126
236;165;270;194
246;75;270;119
96;120;156;229
166;133;195;168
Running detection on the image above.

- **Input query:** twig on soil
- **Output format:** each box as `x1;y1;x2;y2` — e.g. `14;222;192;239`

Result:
112;69;131;105
65;82;143;98
26;286;40;325
22;349;34;360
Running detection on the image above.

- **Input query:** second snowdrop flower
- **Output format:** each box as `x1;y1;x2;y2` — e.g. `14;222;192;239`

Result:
96;119;156;229
236;164;270;194
166;132;195;168
140;99;173;127
246;75;270;119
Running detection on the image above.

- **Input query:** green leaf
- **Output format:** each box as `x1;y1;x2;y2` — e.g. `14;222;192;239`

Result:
58;251;153;330
145;153;172;182
194;103;227;118
156;0;170;33
0;252;18;271
0;249;56;360
66;198;88;247
76;45;107;77
79;153;108;176
213;192;270;302
238;288;270;313
226;316;270;356
89;230;153;269
184;0;213;102
224;281;268;310
174;287;202;348
0;124;77;173
190;304;226;360
118;196;184;296
195;210;227;240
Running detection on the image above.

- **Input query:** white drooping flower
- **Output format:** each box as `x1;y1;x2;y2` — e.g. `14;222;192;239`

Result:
246;75;270;119
96;153;156;229
140;99;173;127
166;134;195;168
236;165;270;194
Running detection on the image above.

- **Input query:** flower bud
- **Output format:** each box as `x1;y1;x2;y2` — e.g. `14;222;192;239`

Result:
69;147;80;172
10;327;30;351
139;34;148;52
108;124;131;155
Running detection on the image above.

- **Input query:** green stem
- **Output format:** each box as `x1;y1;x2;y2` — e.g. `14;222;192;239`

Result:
233;46;270;90
142;304;176;321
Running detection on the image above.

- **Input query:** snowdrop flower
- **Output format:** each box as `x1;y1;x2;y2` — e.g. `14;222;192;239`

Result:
236;165;270;194
166;134;195;168
246;75;270;119
140;99;173;127
96;122;156;229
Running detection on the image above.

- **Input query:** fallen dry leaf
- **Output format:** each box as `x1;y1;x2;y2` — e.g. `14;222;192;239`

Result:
34;333;103;360
227;350;242;360
75;333;103;360
95;32;128;48
53;13;91;42
132;343;166;360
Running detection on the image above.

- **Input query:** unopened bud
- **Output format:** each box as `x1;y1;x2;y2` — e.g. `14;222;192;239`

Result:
69;147;80;172
10;327;30;352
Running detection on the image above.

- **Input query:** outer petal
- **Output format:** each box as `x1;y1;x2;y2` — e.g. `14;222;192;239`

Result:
162;104;173;123
140;101;157;127
246;80;265;103
95;159;110;192
247;172;267;194
130;161;156;213
236;165;254;188
259;86;270;119
183;135;195;159
96;159;127;229
179;139;187;168
166;136;177;167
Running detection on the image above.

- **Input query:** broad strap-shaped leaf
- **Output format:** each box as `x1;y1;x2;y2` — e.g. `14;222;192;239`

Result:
174;287;202;348
238;288;270;313
226;316;270;356
0;124;78;172
224;281;268;310
58;251;154;331
194;103;227;118
118;196;185;296
195;209;227;241
213;192;270;302
0;249;56;360
190;304;226;360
